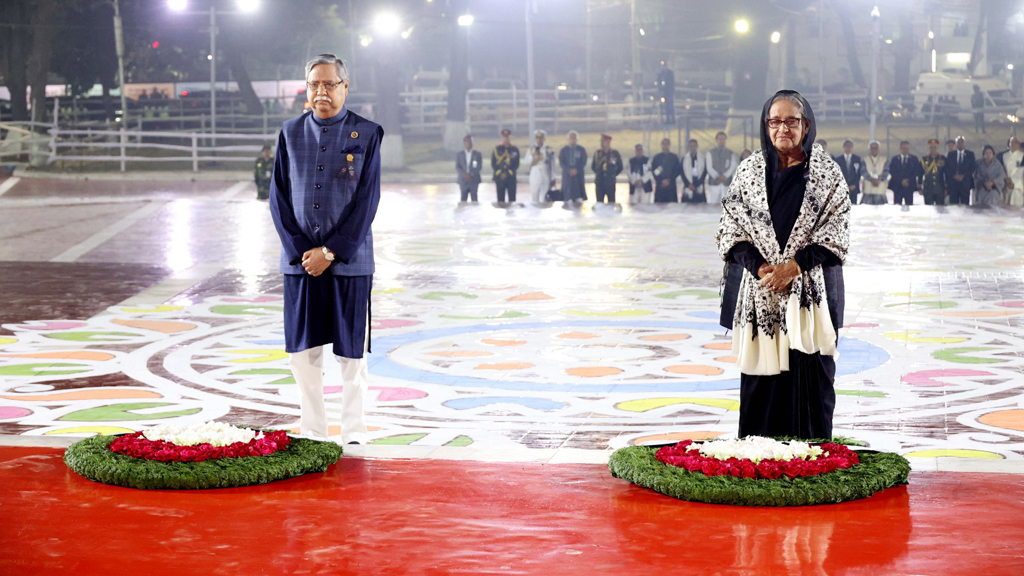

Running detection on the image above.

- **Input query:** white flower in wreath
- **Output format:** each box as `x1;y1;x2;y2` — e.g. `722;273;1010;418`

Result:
143;421;264;447
685;436;824;464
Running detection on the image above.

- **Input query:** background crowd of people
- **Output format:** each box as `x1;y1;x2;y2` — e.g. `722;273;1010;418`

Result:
452;128;751;207
443;128;1024;209
834;135;1023;207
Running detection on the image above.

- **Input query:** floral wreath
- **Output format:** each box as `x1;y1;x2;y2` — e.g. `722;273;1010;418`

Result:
609;437;910;507
64;423;343;490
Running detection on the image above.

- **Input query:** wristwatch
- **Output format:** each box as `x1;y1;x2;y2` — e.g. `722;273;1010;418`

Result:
322;247;335;262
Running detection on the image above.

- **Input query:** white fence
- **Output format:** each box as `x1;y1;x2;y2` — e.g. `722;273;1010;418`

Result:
11;86;1014;138
46;128;273;172
18;87;733;137
0;121;51;164
1;116;272;172
6;86;1011;173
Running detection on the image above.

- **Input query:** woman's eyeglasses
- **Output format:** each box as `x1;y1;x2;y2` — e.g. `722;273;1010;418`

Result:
766;118;803;130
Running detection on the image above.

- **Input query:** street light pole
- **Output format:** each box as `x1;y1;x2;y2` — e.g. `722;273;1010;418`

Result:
869;6;880;141
630;0;640;104
525;0;536;136
111;0;128;127
585;0;592;92
210;5;217;151
349;0;357;90
818;0;824;102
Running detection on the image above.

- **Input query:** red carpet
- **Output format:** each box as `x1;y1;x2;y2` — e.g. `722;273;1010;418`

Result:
2;446;1022;575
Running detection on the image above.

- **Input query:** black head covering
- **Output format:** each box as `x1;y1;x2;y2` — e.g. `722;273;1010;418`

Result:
760;90;817;190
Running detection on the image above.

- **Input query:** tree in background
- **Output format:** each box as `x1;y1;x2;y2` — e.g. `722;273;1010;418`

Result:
1;0;60;123
50;1;119;120
0;0;32;121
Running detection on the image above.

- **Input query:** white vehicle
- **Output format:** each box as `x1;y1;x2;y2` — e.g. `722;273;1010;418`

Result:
913;72;1018;120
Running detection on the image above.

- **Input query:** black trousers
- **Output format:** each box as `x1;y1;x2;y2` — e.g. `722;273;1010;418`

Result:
948;184;971;205
848;188;859;205
739;350;836;440
595;182;616;203
923;190;944;205
663;96;675;124
460;182;479;202
654;184;678;203
496;179;516;202
893;189;914;205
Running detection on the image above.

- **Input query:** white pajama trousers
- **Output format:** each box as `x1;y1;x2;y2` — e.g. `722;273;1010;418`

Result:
529;166;549;203
707;184;728;204
288;314;370;444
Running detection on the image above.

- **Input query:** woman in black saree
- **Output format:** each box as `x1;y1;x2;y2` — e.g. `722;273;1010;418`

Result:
717;90;851;440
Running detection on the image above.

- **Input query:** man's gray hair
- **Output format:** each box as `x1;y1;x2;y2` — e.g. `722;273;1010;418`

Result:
305;53;349;81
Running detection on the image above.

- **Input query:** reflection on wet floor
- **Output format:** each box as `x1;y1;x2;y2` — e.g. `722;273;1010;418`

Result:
5;447;1024;575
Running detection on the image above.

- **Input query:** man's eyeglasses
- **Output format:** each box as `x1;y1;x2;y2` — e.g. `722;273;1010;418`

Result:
307;80;344;92
766;118;803;130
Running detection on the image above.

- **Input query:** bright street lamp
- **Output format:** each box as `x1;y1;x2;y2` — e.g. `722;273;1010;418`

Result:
770;31;781;44
457;14;474;27
236;0;259;13
168;0;187;11
734;19;749;34
373;12;401;37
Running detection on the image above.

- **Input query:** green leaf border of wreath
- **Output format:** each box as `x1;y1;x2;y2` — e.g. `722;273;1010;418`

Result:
64;434;344;490
609;439;911;507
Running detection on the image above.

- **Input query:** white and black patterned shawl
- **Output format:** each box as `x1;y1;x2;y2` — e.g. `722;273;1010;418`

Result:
716;142;850;375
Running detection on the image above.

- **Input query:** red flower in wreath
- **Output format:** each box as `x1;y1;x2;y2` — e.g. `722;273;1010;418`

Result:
110;430;291;462
655;440;859;480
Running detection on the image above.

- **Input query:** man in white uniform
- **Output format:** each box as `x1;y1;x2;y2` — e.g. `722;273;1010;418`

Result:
529;129;556;204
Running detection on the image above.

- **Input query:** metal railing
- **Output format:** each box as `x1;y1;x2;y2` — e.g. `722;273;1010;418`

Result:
15;87;999;138
6;88;1017;173
0;121;52;164
18;88;736;138
45;127;273;172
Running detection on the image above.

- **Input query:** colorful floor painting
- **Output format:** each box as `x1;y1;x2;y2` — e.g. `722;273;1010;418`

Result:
2;180;1024;466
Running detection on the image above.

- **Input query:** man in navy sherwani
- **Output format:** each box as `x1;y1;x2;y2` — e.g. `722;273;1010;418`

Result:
270;53;383;445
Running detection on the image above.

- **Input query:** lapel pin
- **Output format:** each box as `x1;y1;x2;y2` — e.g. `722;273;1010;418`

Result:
351;131;359;138
346;154;354;162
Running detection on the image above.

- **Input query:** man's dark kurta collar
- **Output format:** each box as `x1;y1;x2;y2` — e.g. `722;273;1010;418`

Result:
309;106;349;127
